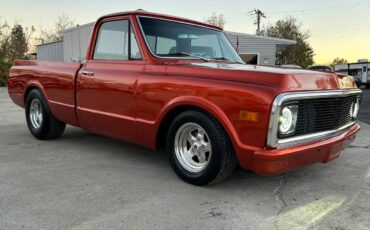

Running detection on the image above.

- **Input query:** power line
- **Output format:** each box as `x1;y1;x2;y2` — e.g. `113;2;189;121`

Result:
314;24;370;41
314;21;370;36
225;0;369;23
224;2;370;40
314;30;370;45
313;2;370;33
266;1;366;16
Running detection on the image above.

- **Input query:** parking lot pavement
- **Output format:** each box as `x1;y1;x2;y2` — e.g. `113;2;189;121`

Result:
358;88;370;125
0;87;369;230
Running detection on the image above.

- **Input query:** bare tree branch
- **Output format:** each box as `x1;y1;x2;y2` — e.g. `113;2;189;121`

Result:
204;13;226;29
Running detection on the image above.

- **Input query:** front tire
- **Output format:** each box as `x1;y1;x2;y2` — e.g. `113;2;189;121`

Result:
25;89;66;140
166;110;238;185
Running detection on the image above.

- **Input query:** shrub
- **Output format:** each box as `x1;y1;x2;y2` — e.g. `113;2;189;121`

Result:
0;61;11;87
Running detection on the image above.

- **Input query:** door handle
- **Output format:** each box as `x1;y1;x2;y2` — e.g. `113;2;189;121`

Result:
81;70;94;77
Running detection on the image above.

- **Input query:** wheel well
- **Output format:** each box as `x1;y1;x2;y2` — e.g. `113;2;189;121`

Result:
24;86;39;104
155;105;224;150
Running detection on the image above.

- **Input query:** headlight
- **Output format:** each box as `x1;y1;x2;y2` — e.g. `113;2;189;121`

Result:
351;99;360;119
279;105;298;135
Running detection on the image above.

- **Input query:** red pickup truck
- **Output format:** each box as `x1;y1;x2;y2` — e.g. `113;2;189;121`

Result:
8;11;362;185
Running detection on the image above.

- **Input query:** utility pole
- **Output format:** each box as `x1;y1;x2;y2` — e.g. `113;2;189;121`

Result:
249;9;266;35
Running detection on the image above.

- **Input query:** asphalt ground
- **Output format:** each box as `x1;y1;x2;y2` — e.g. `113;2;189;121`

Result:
0;87;369;230
358;88;370;125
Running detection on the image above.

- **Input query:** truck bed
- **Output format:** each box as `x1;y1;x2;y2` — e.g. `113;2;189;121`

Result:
8;60;82;126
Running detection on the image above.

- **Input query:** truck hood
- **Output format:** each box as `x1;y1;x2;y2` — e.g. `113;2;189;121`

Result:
165;62;356;91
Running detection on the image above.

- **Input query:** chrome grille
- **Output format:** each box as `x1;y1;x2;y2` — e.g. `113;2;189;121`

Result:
292;95;360;137
267;89;362;148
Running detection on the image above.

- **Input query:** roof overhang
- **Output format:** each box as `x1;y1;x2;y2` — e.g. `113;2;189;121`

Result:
225;31;296;45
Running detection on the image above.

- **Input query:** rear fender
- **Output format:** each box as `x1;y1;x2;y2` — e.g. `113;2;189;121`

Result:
24;80;50;105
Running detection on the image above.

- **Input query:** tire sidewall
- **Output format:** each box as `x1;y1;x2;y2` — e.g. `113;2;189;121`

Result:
167;111;226;185
25;90;51;139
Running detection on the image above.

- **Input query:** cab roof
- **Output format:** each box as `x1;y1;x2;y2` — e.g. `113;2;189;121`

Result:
98;9;223;31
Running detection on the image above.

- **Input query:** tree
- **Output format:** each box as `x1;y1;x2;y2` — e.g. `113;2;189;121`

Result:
0;61;11;86
204;13;226;29
0;22;29;86
37;14;76;44
8;25;28;60
24;26;36;53
0;20;11;86
330;57;348;67
0;19;10;61
265;17;315;68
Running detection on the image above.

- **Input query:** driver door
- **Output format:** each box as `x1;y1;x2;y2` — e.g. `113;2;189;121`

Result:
77;18;144;142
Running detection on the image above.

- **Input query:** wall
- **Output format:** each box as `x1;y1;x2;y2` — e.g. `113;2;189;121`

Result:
225;32;277;66
63;23;94;62
36;41;63;61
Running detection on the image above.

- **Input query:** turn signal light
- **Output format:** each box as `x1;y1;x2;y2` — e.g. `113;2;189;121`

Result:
239;110;259;122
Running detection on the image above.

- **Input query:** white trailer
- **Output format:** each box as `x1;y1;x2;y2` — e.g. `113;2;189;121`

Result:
335;59;370;88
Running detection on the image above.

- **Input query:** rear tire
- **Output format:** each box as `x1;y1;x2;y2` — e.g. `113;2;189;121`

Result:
166;110;238;186
25;89;66;140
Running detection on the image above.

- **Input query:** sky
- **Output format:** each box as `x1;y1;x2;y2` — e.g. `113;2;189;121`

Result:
1;0;370;64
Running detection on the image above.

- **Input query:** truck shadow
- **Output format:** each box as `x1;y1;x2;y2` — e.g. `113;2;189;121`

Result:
58;125;368;191
18;124;370;229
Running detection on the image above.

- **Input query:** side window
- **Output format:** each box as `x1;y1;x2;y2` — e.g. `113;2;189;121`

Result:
94;20;129;60
130;26;142;60
94;20;142;60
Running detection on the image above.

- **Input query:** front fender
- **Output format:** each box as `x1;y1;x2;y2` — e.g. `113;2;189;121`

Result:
155;95;253;152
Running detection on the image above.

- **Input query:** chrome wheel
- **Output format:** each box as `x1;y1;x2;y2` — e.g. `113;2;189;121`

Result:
174;122;212;173
29;99;43;129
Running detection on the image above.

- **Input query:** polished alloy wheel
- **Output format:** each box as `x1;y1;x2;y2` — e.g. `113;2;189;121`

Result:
174;122;212;173
29;99;43;128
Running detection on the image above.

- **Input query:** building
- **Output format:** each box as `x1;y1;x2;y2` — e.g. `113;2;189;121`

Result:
37;23;296;66
36;23;94;63
335;59;370;86
36;40;63;62
225;31;296;65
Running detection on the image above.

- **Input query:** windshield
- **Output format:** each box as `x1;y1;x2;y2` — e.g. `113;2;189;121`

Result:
138;17;244;63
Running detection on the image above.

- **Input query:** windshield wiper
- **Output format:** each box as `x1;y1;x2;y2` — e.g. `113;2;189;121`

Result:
210;57;244;64
167;52;210;61
210;57;229;61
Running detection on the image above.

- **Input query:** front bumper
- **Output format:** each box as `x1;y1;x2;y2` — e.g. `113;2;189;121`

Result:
252;124;360;176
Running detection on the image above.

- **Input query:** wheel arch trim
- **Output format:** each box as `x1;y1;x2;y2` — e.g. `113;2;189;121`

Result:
154;96;246;151
24;81;50;104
